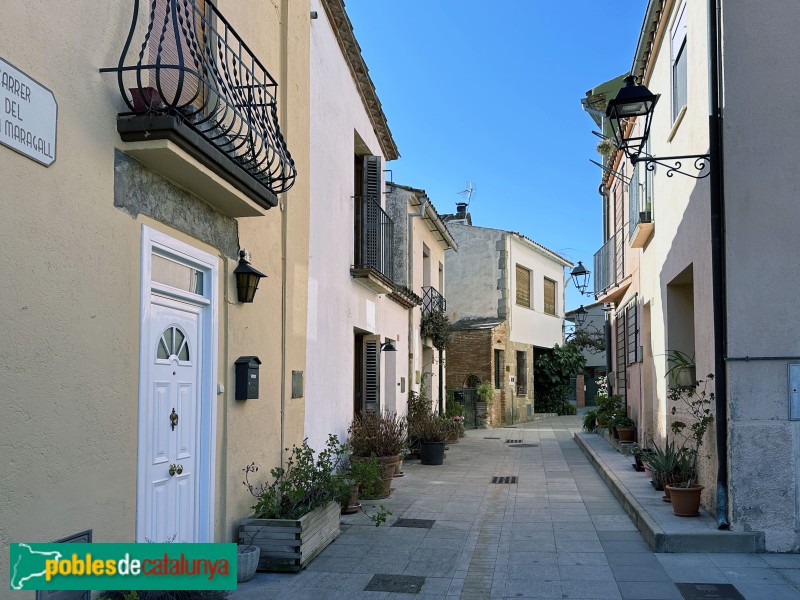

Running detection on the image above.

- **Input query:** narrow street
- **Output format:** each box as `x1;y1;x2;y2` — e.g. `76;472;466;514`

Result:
234;416;800;600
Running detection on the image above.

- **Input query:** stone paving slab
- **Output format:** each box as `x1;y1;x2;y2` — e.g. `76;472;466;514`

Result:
234;416;799;600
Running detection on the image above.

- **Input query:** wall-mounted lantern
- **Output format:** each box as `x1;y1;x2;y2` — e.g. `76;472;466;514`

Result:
234;250;266;303
380;340;397;352
574;305;588;326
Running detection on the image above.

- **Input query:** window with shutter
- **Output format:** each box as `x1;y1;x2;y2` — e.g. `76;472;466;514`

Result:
494;349;503;389
543;277;556;316
615;310;627;392
362;155;382;201
363;336;380;413
516;265;531;308
626;297;639;365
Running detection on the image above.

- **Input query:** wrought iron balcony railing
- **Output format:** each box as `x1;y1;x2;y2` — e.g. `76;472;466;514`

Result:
422;286;446;315
354;196;394;282
593;229;625;296
102;0;296;195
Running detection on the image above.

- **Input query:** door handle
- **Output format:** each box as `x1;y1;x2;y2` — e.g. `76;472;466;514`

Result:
176;464;183;475
169;463;176;477
170;408;179;431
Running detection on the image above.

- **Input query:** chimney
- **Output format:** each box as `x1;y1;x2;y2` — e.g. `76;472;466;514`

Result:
456;202;468;219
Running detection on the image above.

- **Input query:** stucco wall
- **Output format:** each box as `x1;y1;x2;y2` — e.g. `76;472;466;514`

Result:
445;224;505;321
507;234;567;348
0;0;311;582
305;0;407;452
720;0;800;551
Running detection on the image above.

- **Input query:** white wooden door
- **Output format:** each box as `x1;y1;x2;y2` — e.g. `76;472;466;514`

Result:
141;295;202;542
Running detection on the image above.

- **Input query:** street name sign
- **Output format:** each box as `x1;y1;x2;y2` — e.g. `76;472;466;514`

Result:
0;57;57;166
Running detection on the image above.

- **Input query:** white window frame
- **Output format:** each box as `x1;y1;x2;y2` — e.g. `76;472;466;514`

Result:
670;1;688;123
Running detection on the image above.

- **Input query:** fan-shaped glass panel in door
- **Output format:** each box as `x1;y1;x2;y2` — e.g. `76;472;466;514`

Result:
156;325;190;362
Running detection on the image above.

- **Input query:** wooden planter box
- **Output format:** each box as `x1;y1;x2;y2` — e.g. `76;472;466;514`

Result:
239;501;340;572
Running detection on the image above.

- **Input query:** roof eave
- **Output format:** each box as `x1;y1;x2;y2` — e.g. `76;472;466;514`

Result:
321;0;399;161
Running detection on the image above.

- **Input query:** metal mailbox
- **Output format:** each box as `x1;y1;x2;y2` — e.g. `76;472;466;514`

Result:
235;356;261;400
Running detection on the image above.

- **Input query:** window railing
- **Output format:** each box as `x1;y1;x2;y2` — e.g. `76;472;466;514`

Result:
354;196;394;281
422;286;446;315
102;0;296;194
593;229;625;295
628;166;652;239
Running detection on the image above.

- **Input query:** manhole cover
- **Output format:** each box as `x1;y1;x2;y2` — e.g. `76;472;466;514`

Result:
365;574;425;593
392;518;435;529
675;583;746;600
491;475;518;484
505;439;522;443
509;443;538;448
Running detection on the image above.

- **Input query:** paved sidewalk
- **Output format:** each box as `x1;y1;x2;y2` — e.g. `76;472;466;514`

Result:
234;416;800;599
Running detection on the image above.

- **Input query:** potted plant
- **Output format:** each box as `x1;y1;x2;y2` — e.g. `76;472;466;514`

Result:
614;415;636;442
348;411;407;498
415;414;451;465
646;437;681;492
666;350;697;389
240;435;349;571
582;409;598;433
596;137;617;158
476;380;495;428
664;375;715;516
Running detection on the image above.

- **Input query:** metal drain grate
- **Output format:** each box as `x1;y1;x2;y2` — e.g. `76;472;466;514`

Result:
505;439;522;443
675;583;746;600
491;475;518;484
509;443;538;448
483;436;501;439
365;574;425;593
392;518;435;529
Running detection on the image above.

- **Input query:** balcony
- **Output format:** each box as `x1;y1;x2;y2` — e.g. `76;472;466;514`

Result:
352;196;394;294
593;229;627;300
102;0;296;216
422;286;446;315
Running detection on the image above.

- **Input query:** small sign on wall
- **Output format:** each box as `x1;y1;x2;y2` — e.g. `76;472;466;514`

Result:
789;364;800;420
0;57;57;166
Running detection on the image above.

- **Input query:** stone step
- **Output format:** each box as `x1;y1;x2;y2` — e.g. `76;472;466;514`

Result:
574;432;765;553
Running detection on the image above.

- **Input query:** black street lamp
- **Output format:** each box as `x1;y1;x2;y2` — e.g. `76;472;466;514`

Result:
606;75;659;162
234;250;266;303
570;261;591;296
606;74;710;179
574;305;588;327
380;340;397;352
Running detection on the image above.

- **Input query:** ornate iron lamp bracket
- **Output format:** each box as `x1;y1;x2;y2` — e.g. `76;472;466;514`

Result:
631;153;711;179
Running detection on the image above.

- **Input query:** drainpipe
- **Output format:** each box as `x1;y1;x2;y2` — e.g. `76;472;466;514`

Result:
708;0;730;529
278;0;289;468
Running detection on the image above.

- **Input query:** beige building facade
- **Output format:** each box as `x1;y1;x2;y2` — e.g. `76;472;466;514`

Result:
586;0;800;551
0;0;312;580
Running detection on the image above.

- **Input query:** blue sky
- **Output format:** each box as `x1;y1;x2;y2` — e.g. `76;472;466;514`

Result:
345;1;647;311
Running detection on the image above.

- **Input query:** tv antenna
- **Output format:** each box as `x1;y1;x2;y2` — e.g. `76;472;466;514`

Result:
458;182;475;205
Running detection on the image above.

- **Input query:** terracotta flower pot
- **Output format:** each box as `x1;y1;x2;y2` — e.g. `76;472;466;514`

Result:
375;454;399;497
617;427;636;443
666;484;704;516
340;484;361;514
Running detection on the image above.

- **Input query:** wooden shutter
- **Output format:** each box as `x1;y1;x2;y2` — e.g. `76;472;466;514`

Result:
543;277;556;315
149;0;206;107
516;265;531;307
626;297;638;365
615;310;627;391
363;335;380;413
362;155;381;201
